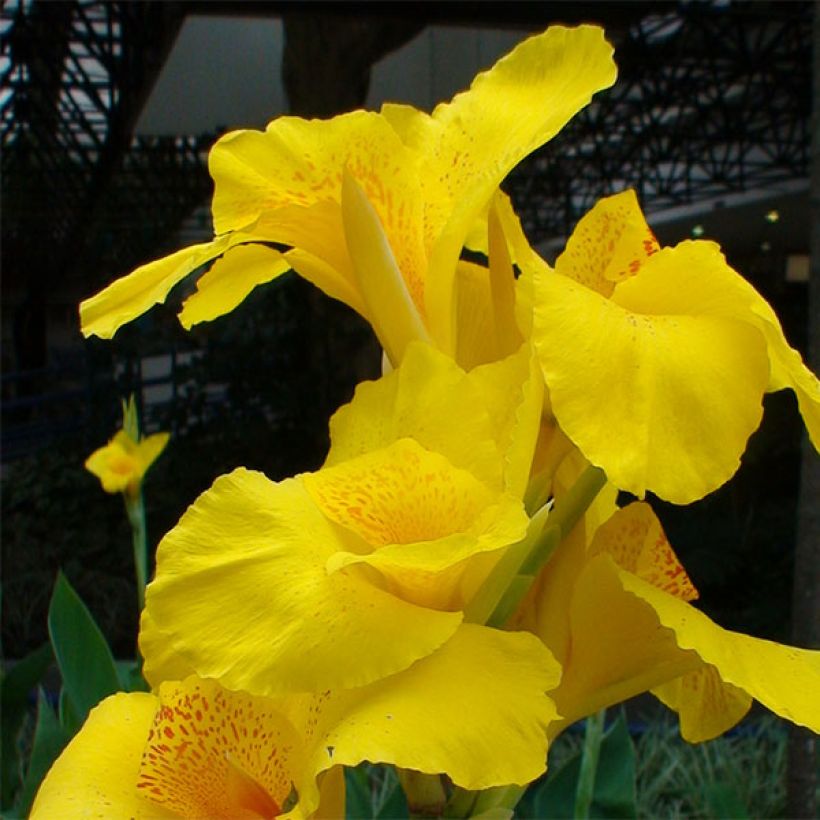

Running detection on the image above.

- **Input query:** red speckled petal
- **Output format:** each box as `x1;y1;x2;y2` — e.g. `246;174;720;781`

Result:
589;502;698;601
554;189;659;297
137;678;307;819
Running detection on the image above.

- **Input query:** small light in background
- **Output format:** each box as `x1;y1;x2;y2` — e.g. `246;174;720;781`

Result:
691;224;704;237
785;254;809;283
764;209;780;224
760;240;772;252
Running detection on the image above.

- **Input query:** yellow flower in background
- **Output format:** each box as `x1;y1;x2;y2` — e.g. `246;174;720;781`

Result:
513;458;820;743
79;25;616;368
530;190;820;503
138;344;562;789
85;428;169;496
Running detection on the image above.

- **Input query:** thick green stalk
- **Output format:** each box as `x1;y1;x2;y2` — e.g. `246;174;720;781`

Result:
470;784;525;817
574;709;607;819
486;465;606;628
124;489;148;612
443;786;477;818
463;504;550;625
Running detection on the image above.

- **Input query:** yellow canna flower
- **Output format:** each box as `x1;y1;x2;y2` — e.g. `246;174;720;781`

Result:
79;25;616;369
30;676;342;819
138;344;561;789
85;429;169;496
513;463;820;743
530;189;820;503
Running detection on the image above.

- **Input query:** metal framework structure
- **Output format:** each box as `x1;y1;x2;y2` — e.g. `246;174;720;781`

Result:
508;2;811;240
0;1;811;318
1;0;208;307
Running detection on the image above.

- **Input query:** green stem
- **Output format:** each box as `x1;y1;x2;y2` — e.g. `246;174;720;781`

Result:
486;465;606;628
443;786;477;818
470;784;526;817
463;504;550;625
124;489;148;612
397;769;447;818
574;709;606;819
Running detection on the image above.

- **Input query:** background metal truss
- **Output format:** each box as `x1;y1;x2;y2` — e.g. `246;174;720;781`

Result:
0;1;811;308
1;0;200;306
507;2;811;241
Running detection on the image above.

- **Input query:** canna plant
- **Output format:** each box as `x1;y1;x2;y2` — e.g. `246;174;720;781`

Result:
33;21;819;820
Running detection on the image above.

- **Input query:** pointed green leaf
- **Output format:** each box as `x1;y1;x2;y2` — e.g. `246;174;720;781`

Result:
345;765;374;820
1;643;53;808
13;689;69;817
532;712;637;819
47;573;120;724
57;687;81;737
591;711;637;818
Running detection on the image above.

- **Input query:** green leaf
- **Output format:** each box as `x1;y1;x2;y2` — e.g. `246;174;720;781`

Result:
591;711;637;817
703;782;750;819
372;767;408;819
1;643;53;809
531;711;637;819
345;765;374;819
115;660;150;693
58;687;81;737
344;764;408;819
47;572;120;725
13;689;69;817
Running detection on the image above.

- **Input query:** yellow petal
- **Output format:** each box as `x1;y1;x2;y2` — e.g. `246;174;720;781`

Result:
589;502;698;602
139;609;197;689
467;344;544;499
617;568;820;734
210;111;427;310
554;189;660;297
178;243;291;329
451;200;527;371
548;554;702;728
85;437;139;493
136;432;170;478
652;667;752;743
325;342;507;492
285;245;367;317
511;460;618;668
80;231;256;339
305;625;561;791
31;692;174;819
137;677;308;819
306;438;506;548
143;469;462;695
341;171;430;363
313;766;346;820
453;259;502;370
534;244;770;502
487;197;524;354
306;439;528;610
613;238;820;450
417;25;617;352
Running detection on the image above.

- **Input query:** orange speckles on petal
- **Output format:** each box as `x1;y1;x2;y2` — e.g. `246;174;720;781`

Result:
303;438;495;548
590;502;698;601
555;189;658;296
137;677;304;819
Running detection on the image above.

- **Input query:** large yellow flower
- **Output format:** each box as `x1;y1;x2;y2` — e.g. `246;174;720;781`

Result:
31;677;341;819
138;344;561;789
79;25;616;368
513;456;820;742
32;642;565;819
530;190;820;503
